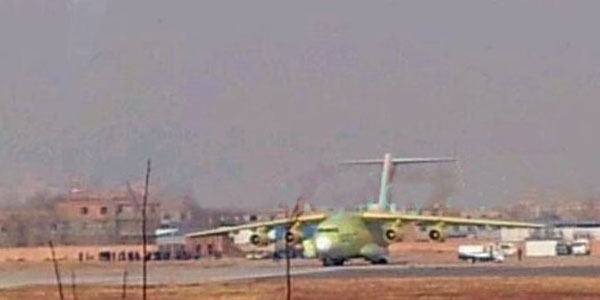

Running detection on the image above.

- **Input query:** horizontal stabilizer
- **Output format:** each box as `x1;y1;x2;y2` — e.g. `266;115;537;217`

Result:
341;153;457;211
340;157;456;165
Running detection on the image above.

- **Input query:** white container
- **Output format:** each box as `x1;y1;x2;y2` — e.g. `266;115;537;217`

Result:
525;240;557;257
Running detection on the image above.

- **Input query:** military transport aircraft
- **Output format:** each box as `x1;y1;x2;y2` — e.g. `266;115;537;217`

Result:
186;153;544;266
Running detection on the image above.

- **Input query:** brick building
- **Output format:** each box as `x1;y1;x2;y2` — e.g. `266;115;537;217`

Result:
0;188;160;247
55;190;161;245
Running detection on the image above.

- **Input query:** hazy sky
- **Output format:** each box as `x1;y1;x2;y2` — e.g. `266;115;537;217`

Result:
2;0;600;209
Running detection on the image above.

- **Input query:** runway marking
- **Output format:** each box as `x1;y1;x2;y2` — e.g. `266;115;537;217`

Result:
198;263;476;282
201;266;342;282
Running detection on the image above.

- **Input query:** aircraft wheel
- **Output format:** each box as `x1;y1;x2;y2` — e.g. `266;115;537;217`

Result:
370;257;388;265
322;257;334;267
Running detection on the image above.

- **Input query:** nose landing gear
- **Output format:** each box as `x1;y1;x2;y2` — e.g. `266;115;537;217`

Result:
322;256;345;267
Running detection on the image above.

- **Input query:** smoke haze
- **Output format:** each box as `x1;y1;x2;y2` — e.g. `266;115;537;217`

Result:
2;1;600;209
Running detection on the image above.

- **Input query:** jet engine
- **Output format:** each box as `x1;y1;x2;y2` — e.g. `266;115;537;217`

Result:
427;225;447;242
284;229;304;244
249;232;270;246
382;225;404;243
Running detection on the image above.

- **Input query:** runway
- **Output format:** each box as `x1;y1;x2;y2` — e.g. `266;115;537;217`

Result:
3;261;600;289
294;264;600;279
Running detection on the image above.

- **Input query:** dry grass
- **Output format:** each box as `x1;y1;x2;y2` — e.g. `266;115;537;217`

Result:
3;277;600;300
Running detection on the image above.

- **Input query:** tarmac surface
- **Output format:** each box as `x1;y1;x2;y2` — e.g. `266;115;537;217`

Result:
296;264;600;279
3;259;600;289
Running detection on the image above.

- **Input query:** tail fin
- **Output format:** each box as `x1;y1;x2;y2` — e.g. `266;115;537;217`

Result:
341;153;456;211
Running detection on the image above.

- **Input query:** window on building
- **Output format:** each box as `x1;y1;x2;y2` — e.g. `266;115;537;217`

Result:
0;225;6;233
80;207;89;215
100;206;108;215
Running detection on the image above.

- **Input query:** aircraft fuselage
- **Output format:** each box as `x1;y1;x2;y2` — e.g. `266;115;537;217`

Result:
312;213;389;266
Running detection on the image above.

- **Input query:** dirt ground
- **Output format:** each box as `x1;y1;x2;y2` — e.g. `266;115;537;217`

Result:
3;277;600;300
3;240;600;299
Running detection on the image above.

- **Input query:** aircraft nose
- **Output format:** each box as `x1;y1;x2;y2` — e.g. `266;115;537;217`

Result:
315;235;332;252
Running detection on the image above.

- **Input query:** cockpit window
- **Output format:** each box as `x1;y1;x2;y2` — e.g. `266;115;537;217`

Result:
317;228;339;233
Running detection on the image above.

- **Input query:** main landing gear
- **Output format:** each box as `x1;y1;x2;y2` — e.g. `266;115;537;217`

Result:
368;257;389;265
322;256;345;267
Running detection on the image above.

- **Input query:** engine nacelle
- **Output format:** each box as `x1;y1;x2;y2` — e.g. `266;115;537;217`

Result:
249;232;270;246
383;227;404;243
284;229;304;244
427;227;447;242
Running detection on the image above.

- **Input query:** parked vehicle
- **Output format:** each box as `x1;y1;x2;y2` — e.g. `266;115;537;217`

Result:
571;239;591;256
555;242;571;256
458;244;505;263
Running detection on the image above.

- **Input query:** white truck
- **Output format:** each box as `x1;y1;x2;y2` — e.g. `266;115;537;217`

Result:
571;239;591;256
458;244;505;263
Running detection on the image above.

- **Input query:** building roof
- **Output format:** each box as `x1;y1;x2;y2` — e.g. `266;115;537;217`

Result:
550;221;600;228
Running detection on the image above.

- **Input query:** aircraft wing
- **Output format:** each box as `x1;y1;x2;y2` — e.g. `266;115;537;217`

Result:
340;157;456;165
185;213;327;238
361;211;544;228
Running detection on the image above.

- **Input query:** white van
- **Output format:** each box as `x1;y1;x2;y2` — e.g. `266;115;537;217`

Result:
571;239;591;256
458;244;504;263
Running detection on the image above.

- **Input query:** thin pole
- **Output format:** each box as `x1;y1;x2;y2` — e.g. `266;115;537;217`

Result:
284;226;291;300
142;159;151;300
48;240;64;300
284;198;302;300
121;269;128;300
71;270;78;300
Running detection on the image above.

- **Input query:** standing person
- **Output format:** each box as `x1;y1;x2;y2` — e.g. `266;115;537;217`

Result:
517;246;523;261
